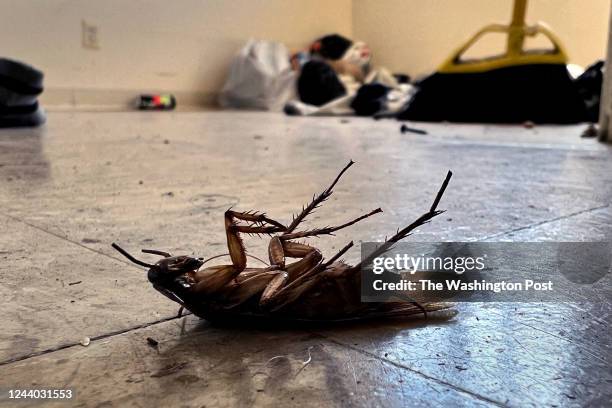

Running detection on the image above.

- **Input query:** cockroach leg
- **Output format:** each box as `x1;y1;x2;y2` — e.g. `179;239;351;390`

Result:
268;241;355;311
177;306;184;318
268;238;322;269
283;241;321;259
284;246;323;283
259;241;351;309
285;160;355;233
259;253;322;307
225;210;286;230
268;236;285;268
224;210;285;272
281;208;382;240
355;171;453;271
284;241;354;290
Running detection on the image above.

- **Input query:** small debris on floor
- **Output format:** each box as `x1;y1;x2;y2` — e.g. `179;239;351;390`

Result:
138;180;143;185
340;118;350;124
400;124;427;135
68;281;82;286
253;134;264;140
81;238;100;244
294;346;314;378
163;139;170;144
162;191;174;197
146;337;159;348
581;123;598;138
455;365;468;371
80;337;91;347
523;121;535;129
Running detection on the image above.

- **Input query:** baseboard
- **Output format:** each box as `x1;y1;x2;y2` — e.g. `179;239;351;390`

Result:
40;88;217;111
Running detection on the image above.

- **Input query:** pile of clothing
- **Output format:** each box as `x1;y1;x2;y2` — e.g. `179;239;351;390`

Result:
219;34;413;117
219;35;604;123
0;58;45;128
285;34;414;117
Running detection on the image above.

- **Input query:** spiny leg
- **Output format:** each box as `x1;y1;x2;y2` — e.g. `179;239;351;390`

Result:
261;206;379;306
284;160;354;234
355;170;453;271
261;241;324;306
349;170;453;316
264;241;355;311
226;209;286;230
224;209;286;271
281;208;382;240
268;237;322;268
192;210;285;295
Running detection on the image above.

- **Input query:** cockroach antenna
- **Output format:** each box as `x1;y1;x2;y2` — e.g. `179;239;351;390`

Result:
141;249;171;257
111;243;154;268
200;252;270;266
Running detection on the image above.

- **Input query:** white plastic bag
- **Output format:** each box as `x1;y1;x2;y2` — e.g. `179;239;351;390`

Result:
219;39;296;111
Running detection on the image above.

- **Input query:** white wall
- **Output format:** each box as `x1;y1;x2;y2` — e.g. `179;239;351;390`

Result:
1;0;352;107
353;0;610;78
2;1;608;107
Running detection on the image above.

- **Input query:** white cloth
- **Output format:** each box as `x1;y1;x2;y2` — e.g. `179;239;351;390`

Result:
219;39;297;111
285;67;415;116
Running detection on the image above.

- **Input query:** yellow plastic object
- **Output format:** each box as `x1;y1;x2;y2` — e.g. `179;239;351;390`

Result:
438;0;569;74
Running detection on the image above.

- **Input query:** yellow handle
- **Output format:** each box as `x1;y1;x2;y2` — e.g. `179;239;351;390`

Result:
438;0;569;74
511;0;528;26
509;0;528;56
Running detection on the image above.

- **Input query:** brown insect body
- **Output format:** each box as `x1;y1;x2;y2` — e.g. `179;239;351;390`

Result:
112;162;453;323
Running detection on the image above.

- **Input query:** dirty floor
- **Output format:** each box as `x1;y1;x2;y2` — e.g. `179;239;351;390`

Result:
0;111;611;407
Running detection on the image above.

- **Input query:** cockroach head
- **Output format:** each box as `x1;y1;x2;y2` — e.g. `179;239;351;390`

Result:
111;243;203;285
147;255;203;284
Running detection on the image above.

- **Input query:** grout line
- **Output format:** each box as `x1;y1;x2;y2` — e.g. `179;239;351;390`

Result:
0;313;189;367
475;204;610;241
314;332;508;407
0;211;139;270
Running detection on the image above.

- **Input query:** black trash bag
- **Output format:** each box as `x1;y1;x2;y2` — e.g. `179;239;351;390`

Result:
398;64;587;124
350;83;390;116
575;60;604;122
310;34;352;60
298;60;346;107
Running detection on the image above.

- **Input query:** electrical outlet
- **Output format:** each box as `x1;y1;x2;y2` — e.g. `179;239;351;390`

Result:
81;20;100;50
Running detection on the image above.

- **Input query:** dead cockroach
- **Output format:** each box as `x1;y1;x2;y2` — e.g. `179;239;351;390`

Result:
112;161;452;323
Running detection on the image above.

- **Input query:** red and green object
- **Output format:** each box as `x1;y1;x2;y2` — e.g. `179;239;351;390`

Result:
138;94;176;110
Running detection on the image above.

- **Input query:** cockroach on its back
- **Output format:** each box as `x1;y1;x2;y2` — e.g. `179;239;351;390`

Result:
112;161;453;323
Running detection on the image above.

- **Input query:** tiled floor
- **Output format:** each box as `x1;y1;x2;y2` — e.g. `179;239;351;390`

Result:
0;111;610;407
